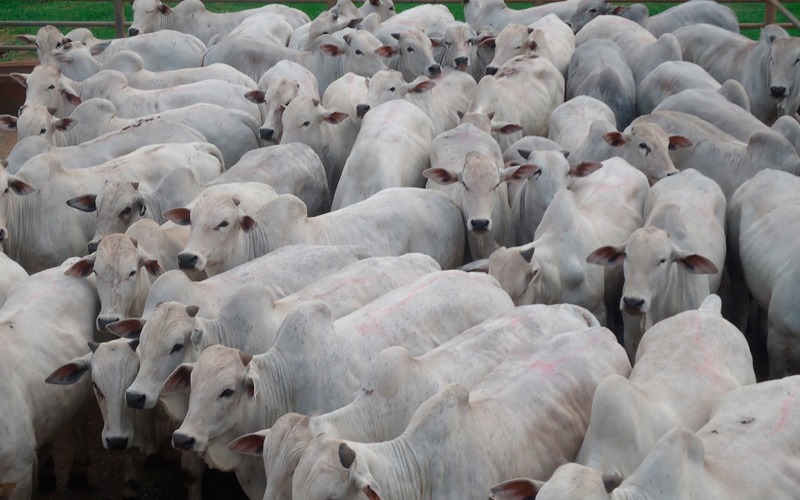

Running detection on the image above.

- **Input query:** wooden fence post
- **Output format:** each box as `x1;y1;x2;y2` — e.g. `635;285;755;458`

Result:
764;0;777;26
113;0;126;38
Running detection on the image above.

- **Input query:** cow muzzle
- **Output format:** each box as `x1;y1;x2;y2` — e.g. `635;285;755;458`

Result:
454;57;469;71
622;296;647;315
469;218;491;233
770;85;788;99
259;128;275;141
0;227;6;242
128;27;139;37
172;432;196;451
178;252;200;270
105;436;130;451
125;390;148;410
97;316;120;332
356;104;371;118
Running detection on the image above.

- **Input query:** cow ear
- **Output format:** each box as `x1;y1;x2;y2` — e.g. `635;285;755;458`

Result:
139;254;165;276
375;45;398;58
409;77;435;94
10;73;29;88
46;353;92;385
163;207;191;226
611;5;628;14
55;117;76;131
135;197;146;216
190;327;203;347
15;34;37;44
586;245;625;266
244;375;257;399
228;431;268;456
492;121;523;135
89;40;112;57
479;38;496;49
603;473;624;493
9;177;36;196
429;36;443;48
674;252;718;274
161;363;194;395
158;3;173;14
65;254;96;278
569;161;603;177
460;259;489;273
339;442;356;468
603;131;626;147
423;167;460;185
66;194;97;212
519;244;535;263
323;111;349;124
61;85;82;106
320;43;345;57
0;115;18;131
668;135;692;150
489;478;546;499
106;318;146;339
502;163;540;182
240;215;257;233
244;90;266;104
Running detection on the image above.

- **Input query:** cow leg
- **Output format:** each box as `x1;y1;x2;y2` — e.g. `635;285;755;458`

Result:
122;448;141;499
181;451;204;500
67;408;91;490
36;443;56;493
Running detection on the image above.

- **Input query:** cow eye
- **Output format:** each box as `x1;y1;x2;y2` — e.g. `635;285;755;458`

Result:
220;388;235;398
170;343;184;354
407;47;414;52
216;221;229;229
795;58;800;65
589;7;597;12
48;85;55;90
638;143;647;149
39;128;46;135
92;382;104;399
658;258;667;265
302;121;310;127
389;86;396;92
355;49;363;55
389;5;394;10
128;270;136;277
3;188;8;194
121;206;132;216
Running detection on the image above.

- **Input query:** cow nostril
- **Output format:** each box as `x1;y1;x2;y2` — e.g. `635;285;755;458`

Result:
97;317;120;332
428;64;441;77
356;104;370;118
177;253;199;270
470;219;490;232
88;240;99;253
128;28;139;37
259;128;274;141
622;297;645;309
126;392;147;410
0;228;6;241
770;86;788;98
105;437;129;451
172;434;196;451
485;66;498;76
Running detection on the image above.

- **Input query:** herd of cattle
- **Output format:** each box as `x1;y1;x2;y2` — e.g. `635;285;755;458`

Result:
2;0;800;497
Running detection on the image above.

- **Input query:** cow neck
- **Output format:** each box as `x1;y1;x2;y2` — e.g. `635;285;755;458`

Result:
314;393;388;443
253;349;296;428
192;316;234;351
244;212;278;262
353;437;426;500
129;270;152;318
524;238;561;306
61;78;82;117
2;186;34;268
158;12;177;32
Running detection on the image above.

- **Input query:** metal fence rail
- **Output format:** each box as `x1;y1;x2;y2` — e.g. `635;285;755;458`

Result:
1;0;799;54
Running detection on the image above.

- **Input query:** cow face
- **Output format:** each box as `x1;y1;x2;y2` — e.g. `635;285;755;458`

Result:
486;244;538;305
260;413;311;500
121;302;199;410
500;463;620;500
566;0;615;34
770;38;800;116
47;339;141;451
440;25;474;72
15;105;75;143
257;79;303;144
167;345;253;454
392;30;442;80
603;123;689;186
339;30;389;78
485;24;535;75
129;0;172;37
19;65;81;117
281;96;349;147
292;436;383;500
0;167;37;245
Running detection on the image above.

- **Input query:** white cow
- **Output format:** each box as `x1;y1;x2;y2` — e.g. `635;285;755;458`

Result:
434;22;477;72
729;169;800;377
239;303;600;500
636;60;724;115
575;16;681;86
321;72;369;128
632;110;800;198
46;339;186;499
19;66;260;122
547;95;617;154
566;39;635;129
128;0;309;43
674;23;788;124
112;254;438;420
465;0;582;31
467;54;565;151
372;4;454;42
5;122;207;173
333;99;434;209
290;326;629;500
518;376;800;500
588;168;726;359
166;188;465;273
245;60;320;144
280;95;358;193
163;271;514;498
768;37;800;119
0;252;27;308
50;43;256;89
65;234;165;331
376;29;443;81
0;144;222;272
0;261;99;500
7;99;259;166
484;16;575;77
566;0;739;36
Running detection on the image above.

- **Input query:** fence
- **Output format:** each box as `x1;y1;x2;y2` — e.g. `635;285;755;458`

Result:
1;0;800;55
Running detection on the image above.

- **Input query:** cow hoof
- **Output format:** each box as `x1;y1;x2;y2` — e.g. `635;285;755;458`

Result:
38;474;57;493
67;472;89;490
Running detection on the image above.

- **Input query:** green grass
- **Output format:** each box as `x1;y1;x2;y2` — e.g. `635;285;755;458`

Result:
1;0;798;62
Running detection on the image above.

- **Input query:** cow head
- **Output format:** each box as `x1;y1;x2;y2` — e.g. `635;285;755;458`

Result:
440;24;474;72
603;122;690;185
0;165;37;245
17;65;81;117
253;78;303;144
129;0;172;37
74;180;148;251
566;0;616;33
390;30;441;80
769;37;800;116
485;24;536;75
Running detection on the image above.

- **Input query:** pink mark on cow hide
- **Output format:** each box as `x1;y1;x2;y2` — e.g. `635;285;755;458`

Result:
525;330;605;374
768;392;796;438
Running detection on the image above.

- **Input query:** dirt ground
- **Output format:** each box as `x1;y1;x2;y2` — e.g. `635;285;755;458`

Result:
0;130;15;159
34;402;248;500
